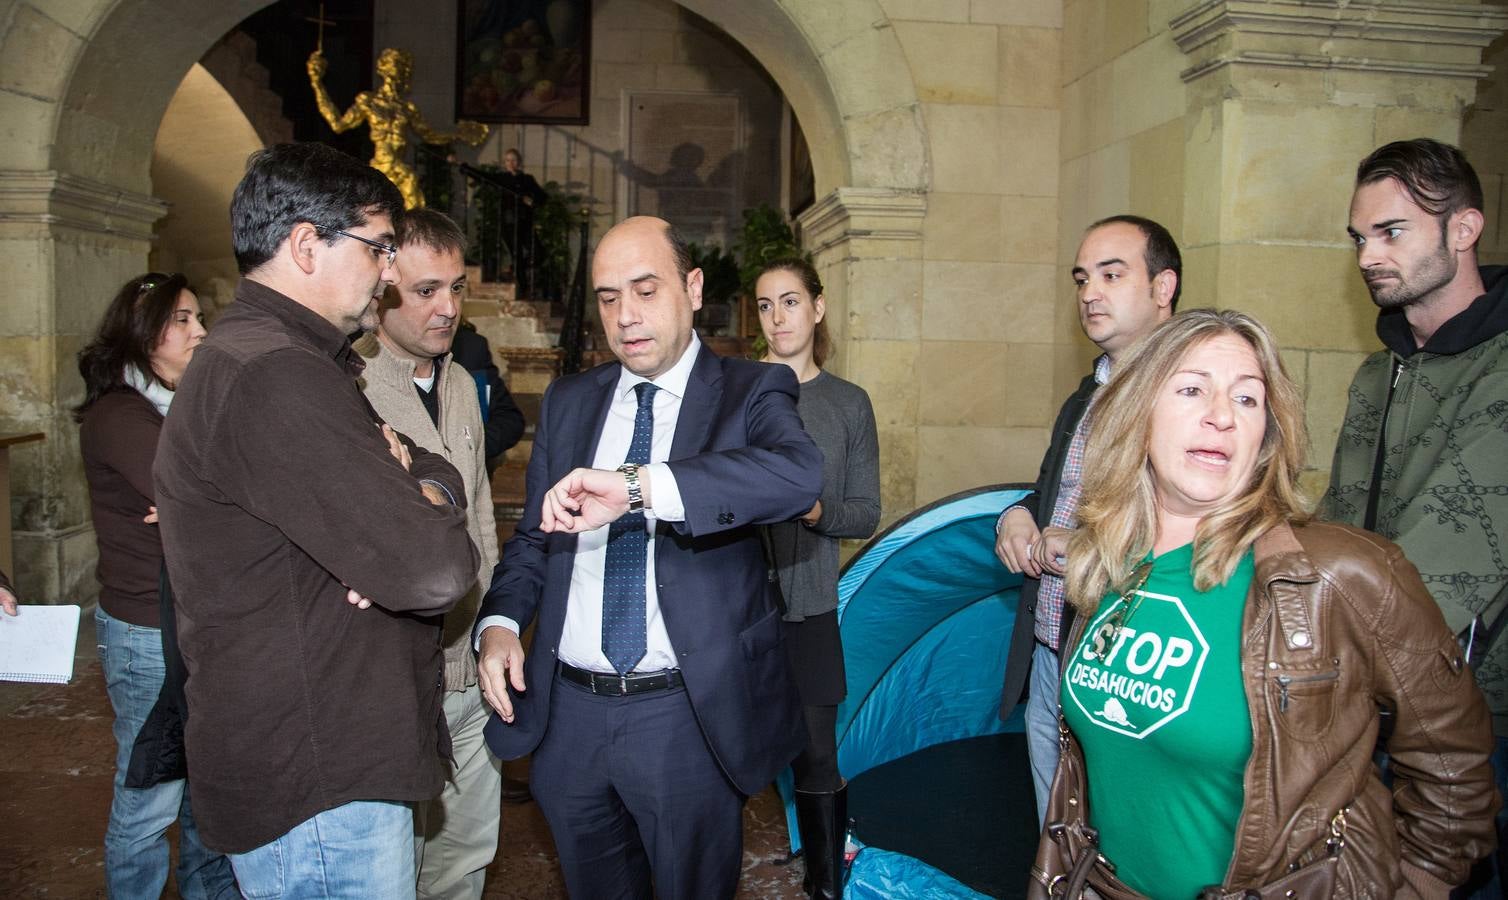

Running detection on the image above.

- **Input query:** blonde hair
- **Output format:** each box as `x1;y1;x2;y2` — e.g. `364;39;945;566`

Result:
1064;309;1309;612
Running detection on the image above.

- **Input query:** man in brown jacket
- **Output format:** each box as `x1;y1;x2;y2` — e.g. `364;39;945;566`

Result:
356;208;502;899
154;142;479;897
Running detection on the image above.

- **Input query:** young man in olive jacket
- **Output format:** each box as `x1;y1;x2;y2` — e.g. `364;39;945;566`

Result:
154;143;480;896
1325;138;1508;898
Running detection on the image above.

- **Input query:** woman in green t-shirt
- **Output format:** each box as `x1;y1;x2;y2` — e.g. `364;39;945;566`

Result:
1030;309;1497;899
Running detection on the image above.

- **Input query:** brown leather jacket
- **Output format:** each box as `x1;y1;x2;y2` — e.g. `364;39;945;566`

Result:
1043;520;1499;897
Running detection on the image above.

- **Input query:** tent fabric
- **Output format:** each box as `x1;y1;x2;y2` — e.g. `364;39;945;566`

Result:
845;843;993;900
779;485;1033;896
836;486;1030;777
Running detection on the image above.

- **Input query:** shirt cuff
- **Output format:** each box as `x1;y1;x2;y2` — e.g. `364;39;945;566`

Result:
473;614;521;652
644;463;683;522
996;504;1028;535
419;478;458;506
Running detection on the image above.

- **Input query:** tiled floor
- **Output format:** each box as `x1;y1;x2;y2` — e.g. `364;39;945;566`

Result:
0;610;806;899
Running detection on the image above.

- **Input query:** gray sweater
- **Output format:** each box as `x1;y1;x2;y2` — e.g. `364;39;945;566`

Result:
769;370;881;620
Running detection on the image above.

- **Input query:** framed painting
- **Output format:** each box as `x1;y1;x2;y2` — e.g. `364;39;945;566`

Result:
456;0;591;124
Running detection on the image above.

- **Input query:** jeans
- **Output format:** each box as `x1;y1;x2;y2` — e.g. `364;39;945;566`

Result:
231;800;416;899
95;607;236;900
1025;641;1062;831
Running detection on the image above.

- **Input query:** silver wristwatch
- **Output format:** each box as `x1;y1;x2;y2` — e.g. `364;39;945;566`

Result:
617;463;644;512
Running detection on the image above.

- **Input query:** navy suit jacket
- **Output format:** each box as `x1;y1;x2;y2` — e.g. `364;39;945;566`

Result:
480;343;823;795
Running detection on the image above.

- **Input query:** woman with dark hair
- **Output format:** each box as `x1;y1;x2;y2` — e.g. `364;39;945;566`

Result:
76;273;235;899
755;257;880;899
1031;309;1497;898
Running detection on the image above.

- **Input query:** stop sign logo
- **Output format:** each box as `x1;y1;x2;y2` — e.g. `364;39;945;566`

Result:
1063;588;1210;740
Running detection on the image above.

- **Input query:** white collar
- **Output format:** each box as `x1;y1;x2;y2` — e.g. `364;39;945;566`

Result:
614;331;701;402
123;365;174;416
1093;353;1113;386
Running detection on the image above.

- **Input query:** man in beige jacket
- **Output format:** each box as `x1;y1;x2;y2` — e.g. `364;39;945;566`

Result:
356;208;502;899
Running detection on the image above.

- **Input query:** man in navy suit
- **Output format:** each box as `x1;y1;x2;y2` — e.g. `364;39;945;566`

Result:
475;215;822;899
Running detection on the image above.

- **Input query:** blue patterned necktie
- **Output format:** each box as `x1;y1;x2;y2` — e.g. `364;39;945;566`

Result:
601;382;659;674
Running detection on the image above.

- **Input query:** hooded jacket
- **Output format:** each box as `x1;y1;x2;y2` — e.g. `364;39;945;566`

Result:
1323;265;1508;736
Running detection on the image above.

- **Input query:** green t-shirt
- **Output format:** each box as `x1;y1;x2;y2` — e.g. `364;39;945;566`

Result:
1060;543;1254;899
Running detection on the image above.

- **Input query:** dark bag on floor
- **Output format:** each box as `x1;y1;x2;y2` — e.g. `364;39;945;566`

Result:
123;562;188;788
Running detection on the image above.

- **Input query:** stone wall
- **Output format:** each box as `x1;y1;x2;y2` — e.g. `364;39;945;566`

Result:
1061;0;1508;503
1464;11;1508;268
1058;1;1188;379
1173;0;1506;498
809;0;1065;515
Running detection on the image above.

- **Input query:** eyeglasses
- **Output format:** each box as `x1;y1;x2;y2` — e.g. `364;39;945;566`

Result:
314;224;398;266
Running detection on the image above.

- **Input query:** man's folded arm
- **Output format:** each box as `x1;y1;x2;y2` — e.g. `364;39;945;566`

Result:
217;352;479;614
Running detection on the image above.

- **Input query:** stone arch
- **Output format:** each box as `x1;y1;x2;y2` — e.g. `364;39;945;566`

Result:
675;0;928;196
45;0;277;194
0;0;928;599
151;63;268;319
31;0;928;205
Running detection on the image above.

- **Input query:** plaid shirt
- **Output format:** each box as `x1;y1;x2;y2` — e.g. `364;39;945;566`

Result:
1033;354;1111;648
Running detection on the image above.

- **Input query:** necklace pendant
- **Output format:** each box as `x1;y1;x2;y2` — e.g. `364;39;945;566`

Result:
1091;618;1120;659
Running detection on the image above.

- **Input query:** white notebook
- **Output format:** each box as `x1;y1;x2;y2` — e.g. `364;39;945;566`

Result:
0;604;82;684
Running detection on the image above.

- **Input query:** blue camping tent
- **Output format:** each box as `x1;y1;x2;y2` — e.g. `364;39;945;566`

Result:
782;485;1033;897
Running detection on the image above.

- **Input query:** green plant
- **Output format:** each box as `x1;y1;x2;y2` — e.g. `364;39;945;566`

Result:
417;144;455;212
732;204;810;355
687;241;740;306
732;204;807;297
468;165;584;297
533;180;586;287
468;163;506;267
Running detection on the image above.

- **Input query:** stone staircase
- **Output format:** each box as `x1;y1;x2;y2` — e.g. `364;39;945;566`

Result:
463;268;562;540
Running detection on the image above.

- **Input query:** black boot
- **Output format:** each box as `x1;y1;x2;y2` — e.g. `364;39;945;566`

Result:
794;783;847;899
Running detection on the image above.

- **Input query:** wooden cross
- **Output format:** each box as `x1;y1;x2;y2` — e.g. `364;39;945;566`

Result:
305;1;336;53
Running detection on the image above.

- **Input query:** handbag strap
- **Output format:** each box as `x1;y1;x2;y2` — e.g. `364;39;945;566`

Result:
1063;842;1100;899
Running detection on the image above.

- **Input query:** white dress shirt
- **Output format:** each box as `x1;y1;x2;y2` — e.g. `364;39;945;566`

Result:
476;334;700;673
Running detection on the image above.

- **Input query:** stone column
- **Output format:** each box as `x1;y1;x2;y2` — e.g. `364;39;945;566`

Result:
1170;0;1508;493
0;169;166;601
798;187;927;527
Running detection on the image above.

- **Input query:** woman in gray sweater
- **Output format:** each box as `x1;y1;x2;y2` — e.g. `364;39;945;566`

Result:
756;258;881;900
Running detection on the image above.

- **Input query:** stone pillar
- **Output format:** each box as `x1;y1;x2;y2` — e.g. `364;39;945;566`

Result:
0;170;166;602
1170;0;1508;493
798;187;926;527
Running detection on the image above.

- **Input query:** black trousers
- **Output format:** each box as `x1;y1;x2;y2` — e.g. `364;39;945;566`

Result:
532;675;744;900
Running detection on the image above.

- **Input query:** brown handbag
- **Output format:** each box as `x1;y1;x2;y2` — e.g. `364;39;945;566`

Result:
1027;716;1145;900
1028;715;1348;900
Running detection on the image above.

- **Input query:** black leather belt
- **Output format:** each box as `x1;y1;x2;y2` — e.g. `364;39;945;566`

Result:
557;661;684;696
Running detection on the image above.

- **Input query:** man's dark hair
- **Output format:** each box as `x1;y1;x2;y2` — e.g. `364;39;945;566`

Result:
666;223;694;286
1356;138;1483;223
399;208;466;257
1090;214;1183;311
74;272;192;420
231;142;405;275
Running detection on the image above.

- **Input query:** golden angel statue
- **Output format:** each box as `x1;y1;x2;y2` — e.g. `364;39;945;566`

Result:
307;47;488;209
